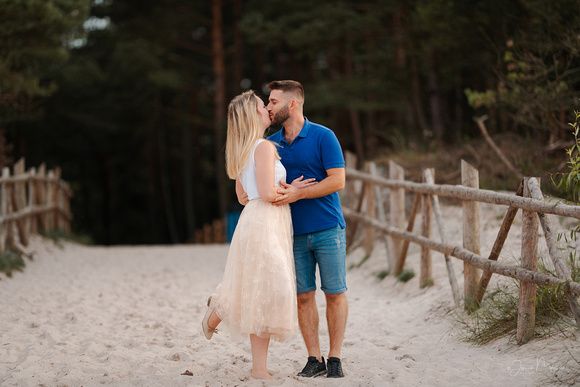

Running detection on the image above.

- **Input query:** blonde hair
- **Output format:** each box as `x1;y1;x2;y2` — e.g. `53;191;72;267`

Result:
225;90;279;179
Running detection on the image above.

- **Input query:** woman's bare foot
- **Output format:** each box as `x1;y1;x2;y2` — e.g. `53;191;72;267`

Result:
251;370;274;380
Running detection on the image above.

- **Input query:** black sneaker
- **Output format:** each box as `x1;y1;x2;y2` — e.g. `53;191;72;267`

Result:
297;356;326;378
326;357;344;378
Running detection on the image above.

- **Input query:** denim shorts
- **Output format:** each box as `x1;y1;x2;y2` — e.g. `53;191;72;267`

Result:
293;225;347;295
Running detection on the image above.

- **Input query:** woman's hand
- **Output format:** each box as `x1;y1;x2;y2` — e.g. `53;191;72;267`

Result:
290;175;317;189
238;192;249;206
235;179;249;205
273;176;317;206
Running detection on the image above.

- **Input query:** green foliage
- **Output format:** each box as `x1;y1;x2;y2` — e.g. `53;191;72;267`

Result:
0;0;90;109
40;229;93;247
0;249;30;278
420;277;434;289
464;1;580;137
552;111;580;202
396;269;415;283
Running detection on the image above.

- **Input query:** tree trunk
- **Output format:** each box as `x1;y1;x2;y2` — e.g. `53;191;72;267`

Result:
157;97;180;244
0;129;11;170
232;0;243;93
344;38;365;165
182;90;195;238
212;0;227;219
410;55;430;137
428;52;444;141
392;5;416;139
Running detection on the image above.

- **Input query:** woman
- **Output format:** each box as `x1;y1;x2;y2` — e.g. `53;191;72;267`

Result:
201;90;315;380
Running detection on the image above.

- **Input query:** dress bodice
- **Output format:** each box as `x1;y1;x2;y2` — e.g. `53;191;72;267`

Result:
239;139;286;201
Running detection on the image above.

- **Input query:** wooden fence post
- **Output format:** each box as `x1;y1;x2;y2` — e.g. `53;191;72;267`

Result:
63;182;72;233
13;158;29;246
28;168;37;234
528;178;580;325
389;160;406;271
462;160;481;311
36;164;47;231
363;162;376;257
369;161;392;272
420;168;433;288
394;193;421;276
345;152;363;250
517;178;539;344
425;168;461;306
343;151;358;209
54;167;62;231
46;170;56;232
0;168;8;252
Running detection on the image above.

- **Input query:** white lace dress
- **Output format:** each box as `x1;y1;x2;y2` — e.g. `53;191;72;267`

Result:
211;140;298;342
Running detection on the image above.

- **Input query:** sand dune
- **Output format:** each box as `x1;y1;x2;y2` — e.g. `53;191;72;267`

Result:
1;202;578;386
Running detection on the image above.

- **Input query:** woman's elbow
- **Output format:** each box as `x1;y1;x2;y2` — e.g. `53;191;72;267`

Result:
259;188;278;202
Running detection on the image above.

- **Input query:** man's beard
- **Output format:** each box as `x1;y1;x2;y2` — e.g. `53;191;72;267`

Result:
271;105;290;126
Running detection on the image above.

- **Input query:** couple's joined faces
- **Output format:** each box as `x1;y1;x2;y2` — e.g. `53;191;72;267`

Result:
267;90;291;126
255;96;271;129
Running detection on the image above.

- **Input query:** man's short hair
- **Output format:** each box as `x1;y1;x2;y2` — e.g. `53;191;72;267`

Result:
267;80;304;102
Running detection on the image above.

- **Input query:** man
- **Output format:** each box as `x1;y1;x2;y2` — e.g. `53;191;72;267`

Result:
266;80;348;379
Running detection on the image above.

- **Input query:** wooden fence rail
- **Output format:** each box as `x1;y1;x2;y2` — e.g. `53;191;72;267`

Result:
0;158;73;253
343;152;580;344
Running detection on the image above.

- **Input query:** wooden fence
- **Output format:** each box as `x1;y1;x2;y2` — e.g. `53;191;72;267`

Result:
0;158;73;253
342;151;580;344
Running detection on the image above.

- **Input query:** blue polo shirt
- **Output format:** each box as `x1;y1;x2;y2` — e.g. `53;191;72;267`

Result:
268;117;346;235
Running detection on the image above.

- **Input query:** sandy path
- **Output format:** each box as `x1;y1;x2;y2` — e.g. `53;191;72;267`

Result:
1;202;577;386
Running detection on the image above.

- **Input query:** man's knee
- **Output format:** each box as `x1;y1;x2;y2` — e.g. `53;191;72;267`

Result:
297;290;316;307
324;291;346;305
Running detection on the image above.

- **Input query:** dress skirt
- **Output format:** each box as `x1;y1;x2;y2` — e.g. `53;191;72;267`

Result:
212;199;298;342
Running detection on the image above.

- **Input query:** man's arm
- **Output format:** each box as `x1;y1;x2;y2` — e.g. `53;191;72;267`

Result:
273;167;345;206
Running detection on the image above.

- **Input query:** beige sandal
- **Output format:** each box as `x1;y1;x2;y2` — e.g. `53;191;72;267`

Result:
201;296;218;340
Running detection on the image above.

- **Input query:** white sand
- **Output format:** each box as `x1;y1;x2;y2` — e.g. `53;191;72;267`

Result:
1;202;578;386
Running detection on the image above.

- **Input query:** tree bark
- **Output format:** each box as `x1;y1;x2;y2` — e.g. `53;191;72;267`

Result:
232;0;244;94
344;38;365;165
182;91;195;238
428;52;444;141
410;55;431;137
212;0;227;219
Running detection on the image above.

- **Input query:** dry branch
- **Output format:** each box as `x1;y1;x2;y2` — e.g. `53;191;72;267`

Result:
473;115;524;180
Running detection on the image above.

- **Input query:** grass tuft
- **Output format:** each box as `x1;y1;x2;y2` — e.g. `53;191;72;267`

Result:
396;269;415;283
454;254;580;346
0;249;33;278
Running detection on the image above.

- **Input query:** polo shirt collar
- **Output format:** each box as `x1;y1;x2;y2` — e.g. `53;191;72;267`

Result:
280;117;310;144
